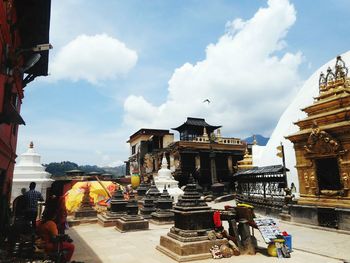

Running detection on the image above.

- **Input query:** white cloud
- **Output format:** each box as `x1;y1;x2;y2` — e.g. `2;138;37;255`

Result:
123;0;302;137
17;120;129;167
50;34;138;84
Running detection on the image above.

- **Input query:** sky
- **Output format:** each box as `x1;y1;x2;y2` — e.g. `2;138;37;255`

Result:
17;0;350;167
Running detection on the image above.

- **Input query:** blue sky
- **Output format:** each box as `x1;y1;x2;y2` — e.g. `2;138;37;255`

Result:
17;0;350;167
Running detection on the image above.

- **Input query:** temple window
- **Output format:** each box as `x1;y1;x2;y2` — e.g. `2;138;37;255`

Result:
315;158;341;191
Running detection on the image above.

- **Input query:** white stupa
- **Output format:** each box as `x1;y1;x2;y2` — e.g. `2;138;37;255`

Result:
11;142;53;202
254;51;350;193
155;153;184;202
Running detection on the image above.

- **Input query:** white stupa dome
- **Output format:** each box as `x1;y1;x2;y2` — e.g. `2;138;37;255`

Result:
154;153;184;202
254;51;350;192
11;142;53;201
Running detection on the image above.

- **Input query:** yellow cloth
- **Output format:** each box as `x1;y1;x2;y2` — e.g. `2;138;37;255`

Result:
65;181;123;212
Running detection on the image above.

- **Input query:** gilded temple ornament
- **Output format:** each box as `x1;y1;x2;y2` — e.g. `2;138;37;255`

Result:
319;72;327;92
304;122;340;154
335;55;348;80
325;67;336;84
318;55;348;92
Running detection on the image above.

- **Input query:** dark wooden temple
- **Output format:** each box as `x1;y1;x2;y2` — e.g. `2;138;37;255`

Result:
170;117;245;191
172;117;221;141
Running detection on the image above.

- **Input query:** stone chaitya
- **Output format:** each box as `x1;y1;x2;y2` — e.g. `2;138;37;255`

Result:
147;180;162;199
156;174;227;261
98;188;127;227
155;153;184;202
151;185;174;224
140;193;156;219
287;55;350;230
140;180;160;218
115;191;149;232
74;183;97;219
136;178;150;199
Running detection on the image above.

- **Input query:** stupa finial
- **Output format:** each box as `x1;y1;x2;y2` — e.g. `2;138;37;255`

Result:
253;135;258;145
161;152;168;169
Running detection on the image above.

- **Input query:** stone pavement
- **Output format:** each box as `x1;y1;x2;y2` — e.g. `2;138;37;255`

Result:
68;202;350;263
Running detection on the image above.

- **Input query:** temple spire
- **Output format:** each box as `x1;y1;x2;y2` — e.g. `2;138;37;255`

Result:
253;135;257;145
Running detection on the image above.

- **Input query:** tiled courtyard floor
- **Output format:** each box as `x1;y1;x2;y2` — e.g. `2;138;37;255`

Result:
68;202;350;263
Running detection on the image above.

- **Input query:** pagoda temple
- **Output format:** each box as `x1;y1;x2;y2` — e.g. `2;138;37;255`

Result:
169;117;245;190
172;117;221;141
287;56;350;230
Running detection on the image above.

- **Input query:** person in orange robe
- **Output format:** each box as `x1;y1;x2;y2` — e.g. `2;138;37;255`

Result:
37;209;74;262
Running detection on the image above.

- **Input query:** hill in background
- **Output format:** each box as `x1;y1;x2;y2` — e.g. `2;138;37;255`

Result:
243;134;269;146
44;161;126;177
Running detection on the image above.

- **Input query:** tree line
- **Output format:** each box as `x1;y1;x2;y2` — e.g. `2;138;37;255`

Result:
43;161;126;177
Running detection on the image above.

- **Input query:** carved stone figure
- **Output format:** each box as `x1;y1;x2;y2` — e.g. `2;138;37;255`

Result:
309;172;316;195
303;172;310;190
342;173;349;189
304;122;340;154
143;153;154;174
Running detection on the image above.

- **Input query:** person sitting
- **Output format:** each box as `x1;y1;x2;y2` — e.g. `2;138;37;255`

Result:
13;188;27;220
37;209;74;262
43;185;68;235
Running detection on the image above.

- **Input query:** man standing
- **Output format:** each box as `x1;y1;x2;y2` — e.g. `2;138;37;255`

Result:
24;182;44;229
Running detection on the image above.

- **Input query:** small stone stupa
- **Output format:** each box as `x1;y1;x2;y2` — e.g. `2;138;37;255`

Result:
115;191;149;232
140;193;157;219
12;142;53;202
98;188;127;227
136;178;150;199
154;153;183;202
157;174;227;261
150;185;174;225
74;183;97;219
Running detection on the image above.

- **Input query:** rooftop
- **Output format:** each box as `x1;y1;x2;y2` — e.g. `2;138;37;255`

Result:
14;0;51;77
172;117;221;132
128;128;173;143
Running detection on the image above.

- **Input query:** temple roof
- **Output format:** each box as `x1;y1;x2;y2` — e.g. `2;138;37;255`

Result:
127;128;173;143
172;117;221;132
234;165;289;176
14;0;51;77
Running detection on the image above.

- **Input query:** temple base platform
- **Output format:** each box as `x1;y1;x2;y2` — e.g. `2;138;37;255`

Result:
150;211;174;225
97;212;126;227
156;235;228;262
115;215;149;232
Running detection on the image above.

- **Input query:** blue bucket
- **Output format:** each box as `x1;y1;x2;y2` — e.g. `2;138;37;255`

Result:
284;235;292;251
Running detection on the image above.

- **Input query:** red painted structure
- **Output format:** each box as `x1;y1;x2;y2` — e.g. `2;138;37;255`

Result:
0;0;51;236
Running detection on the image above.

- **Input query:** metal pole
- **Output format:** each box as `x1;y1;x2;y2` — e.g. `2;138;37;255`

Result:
281;143;287;187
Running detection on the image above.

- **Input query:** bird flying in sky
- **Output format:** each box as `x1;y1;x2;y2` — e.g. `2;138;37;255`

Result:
203;99;210;104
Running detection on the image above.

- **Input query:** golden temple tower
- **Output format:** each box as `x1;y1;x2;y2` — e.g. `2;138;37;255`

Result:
237;148;253;170
287;56;350;229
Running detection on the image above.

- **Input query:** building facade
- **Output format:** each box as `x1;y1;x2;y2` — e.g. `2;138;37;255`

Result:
127;118;246;191
169;118;245;189
0;0;51;236
126;128;174;180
